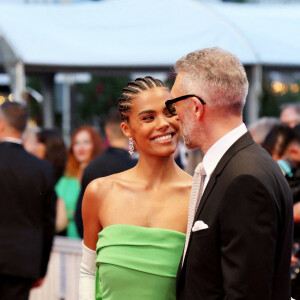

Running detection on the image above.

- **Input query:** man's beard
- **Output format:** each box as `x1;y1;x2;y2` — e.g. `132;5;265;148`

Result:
180;116;197;150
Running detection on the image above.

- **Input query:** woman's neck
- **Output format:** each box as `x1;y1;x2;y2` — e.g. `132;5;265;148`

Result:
134;154;179;190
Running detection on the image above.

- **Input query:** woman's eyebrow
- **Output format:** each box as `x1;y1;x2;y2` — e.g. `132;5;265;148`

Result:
138;110;155;116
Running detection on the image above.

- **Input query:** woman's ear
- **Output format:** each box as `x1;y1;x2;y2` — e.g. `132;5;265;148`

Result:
120;121;132;139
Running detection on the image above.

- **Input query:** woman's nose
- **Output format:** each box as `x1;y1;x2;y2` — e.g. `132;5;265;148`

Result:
156;116;170;131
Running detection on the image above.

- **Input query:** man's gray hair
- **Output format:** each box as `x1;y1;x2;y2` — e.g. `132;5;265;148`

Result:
174;47;249;115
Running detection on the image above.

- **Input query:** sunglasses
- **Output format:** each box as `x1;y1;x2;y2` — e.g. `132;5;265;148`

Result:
165;94;206;116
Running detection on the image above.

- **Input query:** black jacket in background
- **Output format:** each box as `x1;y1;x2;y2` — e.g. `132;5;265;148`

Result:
0;142;56;280
75;147;137;238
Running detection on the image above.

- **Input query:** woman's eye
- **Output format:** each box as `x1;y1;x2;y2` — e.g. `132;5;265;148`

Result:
142;116;154;121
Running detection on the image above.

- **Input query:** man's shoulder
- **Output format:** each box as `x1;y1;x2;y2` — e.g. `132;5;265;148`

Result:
226;141;290;193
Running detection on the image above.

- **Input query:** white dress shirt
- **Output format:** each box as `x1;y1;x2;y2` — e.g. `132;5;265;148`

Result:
1;137;23;144
202;123;247;192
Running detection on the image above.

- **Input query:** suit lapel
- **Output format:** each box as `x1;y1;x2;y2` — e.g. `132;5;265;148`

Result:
194;132;254;222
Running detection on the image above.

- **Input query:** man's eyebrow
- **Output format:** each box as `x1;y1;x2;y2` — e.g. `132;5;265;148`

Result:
138;110;155;116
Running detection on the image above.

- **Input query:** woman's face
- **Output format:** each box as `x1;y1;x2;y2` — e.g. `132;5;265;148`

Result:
72;130;93;164
125;87;180;157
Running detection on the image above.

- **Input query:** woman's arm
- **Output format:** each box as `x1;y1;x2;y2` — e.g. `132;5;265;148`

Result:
79;180;103;300
55;198;68;233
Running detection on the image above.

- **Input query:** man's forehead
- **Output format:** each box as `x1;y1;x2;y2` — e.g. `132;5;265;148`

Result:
171;75;183;97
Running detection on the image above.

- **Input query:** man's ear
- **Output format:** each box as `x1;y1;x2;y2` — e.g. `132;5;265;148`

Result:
120;121;132;139
192;98;204;121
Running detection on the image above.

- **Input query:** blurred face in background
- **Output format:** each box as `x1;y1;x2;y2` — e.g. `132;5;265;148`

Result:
280;107;300;128
72;130;93;164
23;128;46;159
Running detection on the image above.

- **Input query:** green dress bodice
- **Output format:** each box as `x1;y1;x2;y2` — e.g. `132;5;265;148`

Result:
95;224;185;300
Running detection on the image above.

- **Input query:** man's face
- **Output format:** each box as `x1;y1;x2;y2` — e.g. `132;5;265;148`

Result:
170;74;198;150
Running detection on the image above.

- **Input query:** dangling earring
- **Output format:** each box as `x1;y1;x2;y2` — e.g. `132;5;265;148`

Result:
128;138;134;155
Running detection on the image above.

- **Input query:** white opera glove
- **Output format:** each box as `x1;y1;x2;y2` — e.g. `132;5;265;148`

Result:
79;242;97;300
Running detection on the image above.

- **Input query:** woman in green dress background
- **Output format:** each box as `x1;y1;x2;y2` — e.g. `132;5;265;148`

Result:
79;76;192;299
56;126;104;238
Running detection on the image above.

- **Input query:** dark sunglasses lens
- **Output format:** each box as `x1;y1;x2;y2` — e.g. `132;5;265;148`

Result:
169;103;177;115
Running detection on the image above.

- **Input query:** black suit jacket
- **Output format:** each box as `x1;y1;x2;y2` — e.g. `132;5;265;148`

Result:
0;142;56;280
177;132;293;300
75;147;137;237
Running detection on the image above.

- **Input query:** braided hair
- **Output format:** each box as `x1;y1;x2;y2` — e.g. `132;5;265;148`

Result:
118;76;167;122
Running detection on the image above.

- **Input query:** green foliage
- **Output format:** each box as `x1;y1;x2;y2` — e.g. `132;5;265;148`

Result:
75;75;130;127
260;76;300;118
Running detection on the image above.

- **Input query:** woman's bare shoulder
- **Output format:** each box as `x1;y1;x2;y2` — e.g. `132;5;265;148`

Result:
86;169;134;194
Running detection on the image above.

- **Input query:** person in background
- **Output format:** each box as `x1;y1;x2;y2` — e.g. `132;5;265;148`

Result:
262;124;300;211
262;124;300;299
23;125;40;155
280;102;300;128
75;109;137;238
0;101;56;300
262;124;300;168
24;128;69;234
248;116;280;145
36;129;67;183
169;47;293;300
56;126;103;238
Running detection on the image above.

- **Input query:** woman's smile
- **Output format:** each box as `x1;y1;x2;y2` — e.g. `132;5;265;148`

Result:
151;132;175;143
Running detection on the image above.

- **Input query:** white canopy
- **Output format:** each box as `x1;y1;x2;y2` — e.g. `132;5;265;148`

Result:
0;0;299;70
0;0;299;128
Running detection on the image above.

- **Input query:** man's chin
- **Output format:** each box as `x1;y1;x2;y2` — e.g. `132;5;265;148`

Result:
184;143;197;150
183;137;197;150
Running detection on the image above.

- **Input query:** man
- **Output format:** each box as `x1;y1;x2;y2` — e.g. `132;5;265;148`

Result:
166;47;293;299
0;101;56;300
280;102;300;128
75;109;137;237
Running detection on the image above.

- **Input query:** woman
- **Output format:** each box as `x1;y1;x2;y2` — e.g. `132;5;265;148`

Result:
56;126;103;238
80;77;192;300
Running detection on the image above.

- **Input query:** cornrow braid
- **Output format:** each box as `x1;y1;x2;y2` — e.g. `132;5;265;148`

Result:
118;76;166;121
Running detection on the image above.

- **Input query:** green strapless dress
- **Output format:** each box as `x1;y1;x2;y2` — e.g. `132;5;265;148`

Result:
95;224;185;300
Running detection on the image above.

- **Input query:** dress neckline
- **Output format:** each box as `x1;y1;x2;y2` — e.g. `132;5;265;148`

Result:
100;224;185;236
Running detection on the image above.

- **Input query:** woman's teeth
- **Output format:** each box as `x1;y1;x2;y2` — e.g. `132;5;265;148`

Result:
153;134;172;142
